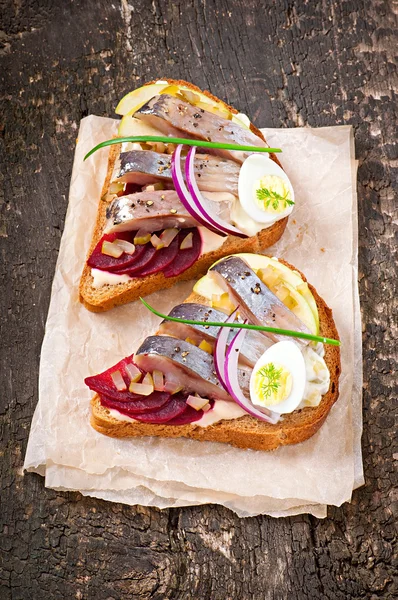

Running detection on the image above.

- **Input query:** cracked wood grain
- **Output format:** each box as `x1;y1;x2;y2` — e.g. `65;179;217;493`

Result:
0;0;397;598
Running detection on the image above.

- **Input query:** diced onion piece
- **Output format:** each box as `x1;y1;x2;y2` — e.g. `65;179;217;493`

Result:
186;395;210;411
150;233;164;250
164;380;183;394
102;241;123;258
111;370;127;391
152;370;164;391
160;228;179;247
178;89;200;105
141;373;153;385
257;266;281;288
274;283;290;302
198;339;213;354
129;382;154;396
125;363;141;383
114;239;135;255
185;337;197;346
134;229;151;245
142;182;165;192
180;232;193;250
109;181;125;195
142;372;154;386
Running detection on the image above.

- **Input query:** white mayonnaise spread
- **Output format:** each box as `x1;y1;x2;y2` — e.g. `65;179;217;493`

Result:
91;269;131;288
107;401;247;427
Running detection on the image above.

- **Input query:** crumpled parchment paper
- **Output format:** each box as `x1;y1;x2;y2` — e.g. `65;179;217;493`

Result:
23;116;363;518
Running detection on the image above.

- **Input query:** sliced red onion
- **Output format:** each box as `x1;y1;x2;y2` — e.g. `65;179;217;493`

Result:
111;370;127;391
185;146;248;239
171;145;226;236
213;307;239;391
225;328;280;424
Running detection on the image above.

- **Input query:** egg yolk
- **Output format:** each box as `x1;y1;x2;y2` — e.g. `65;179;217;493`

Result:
254;175;292;214
253;361;292;406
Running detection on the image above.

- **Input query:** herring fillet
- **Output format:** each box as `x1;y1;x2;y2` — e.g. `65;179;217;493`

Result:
134;94;268;163
210;257;311;346
105;190;198;233
134;336;231;401
114;150;240;195
158;303;272;367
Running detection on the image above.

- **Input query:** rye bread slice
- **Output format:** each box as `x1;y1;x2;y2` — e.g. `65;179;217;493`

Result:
79;78;288;312
90;260;341;451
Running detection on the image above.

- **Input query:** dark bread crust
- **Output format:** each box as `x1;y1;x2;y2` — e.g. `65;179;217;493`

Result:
79;78;287;312
90;260;341;451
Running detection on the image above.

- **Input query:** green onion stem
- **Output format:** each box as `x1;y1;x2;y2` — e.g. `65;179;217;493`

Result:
140;298;341;347
84;136;282;161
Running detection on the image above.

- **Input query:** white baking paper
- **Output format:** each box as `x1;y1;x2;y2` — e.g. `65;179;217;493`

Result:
24;116;363;518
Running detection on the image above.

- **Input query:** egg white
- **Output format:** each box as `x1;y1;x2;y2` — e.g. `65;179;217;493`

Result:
238;154;295;224
249;341;306;414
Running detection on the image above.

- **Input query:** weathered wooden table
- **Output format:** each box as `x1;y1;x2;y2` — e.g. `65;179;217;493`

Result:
1;1;397;598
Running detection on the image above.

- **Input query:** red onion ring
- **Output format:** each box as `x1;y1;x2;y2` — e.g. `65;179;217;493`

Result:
185;146;248;239
171;145;225;236
213;307;239;391
224;326;280;424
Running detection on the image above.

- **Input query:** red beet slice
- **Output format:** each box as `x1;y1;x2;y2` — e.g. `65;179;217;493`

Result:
113;243;157;274
163;228;202;278
85;356;146;402
87;232;146;272
131;233;180;277
166;404;204;425
100;391;171;414
132;395;188;423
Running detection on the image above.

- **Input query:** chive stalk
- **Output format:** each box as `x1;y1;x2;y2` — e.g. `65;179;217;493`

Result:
84;136;282;161
140;298;341;347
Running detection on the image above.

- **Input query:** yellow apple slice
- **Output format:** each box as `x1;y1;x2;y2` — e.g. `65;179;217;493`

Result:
115;82;169;116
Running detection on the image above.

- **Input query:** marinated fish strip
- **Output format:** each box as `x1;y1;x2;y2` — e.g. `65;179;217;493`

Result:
114;150;240;195
135;336;231;401
210;257;311;346
158;303;271;367
134;94;269;163
105;190;198;233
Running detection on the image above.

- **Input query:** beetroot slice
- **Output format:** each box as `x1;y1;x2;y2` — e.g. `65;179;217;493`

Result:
131;395;188;423
113;244;157;275
100;392;171;414
166;404;204;425
131;233;180;277
87;232;145;272
84;355;146;402
163;228;202;278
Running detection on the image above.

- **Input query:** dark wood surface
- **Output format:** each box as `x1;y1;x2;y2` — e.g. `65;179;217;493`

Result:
1;1;397;598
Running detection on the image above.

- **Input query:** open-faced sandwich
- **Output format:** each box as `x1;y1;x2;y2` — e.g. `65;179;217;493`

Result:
80;79;294;312
85;254;341;451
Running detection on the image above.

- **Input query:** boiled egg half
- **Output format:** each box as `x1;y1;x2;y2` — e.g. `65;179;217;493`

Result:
250;341;306;414
238;154;295;224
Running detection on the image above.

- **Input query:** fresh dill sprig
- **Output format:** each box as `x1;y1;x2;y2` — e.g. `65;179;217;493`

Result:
256;187;295;210
257;363;283;398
